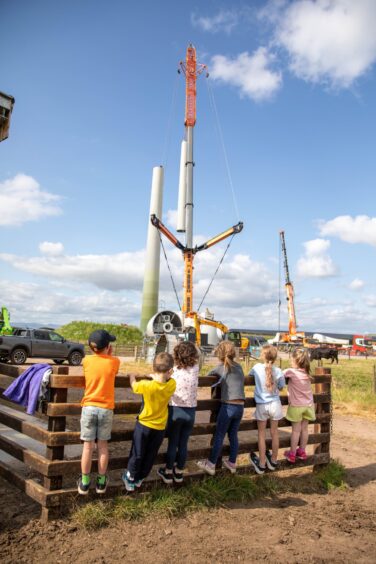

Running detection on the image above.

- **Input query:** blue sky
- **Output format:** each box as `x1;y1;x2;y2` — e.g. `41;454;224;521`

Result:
1;0;376;333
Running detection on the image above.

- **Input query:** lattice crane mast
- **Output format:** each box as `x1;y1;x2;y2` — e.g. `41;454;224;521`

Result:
280;230;304;342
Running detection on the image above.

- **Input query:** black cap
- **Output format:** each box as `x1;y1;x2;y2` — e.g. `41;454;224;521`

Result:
88;329;116;351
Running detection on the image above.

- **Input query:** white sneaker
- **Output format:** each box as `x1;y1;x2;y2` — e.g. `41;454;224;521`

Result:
223;458;237;474
197;459;216;476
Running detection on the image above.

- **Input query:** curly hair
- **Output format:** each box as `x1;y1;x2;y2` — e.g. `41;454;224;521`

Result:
173;341;199;369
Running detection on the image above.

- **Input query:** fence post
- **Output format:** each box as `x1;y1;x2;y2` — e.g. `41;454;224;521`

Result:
373;365;376;394
210;377;222;469
313;366;331;470
41;366;68;522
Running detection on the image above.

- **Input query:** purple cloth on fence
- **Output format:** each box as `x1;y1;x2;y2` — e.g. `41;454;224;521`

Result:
3;363;50;415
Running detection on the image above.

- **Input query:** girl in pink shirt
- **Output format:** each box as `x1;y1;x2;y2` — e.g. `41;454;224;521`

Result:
284;348;315;464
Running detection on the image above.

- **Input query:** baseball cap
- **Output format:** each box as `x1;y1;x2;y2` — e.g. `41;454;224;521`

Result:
88;329;116;351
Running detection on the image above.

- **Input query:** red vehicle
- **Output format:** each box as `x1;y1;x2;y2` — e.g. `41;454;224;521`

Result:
341;335;373;356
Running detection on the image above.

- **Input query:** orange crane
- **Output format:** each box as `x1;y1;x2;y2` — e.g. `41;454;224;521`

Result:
279;230;305;343
151;45;243;346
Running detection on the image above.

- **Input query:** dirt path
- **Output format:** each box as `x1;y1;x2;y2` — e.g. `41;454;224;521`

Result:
0;413;375;563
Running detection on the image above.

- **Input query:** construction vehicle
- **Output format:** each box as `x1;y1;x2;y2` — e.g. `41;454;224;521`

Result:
0;306;12;336
275;231;305;345
149;45;243;348
151;214;242;347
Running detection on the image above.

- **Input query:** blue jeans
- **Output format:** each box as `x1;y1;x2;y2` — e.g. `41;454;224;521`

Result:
209;403;244;465
127;421;165;481
165;406;196;470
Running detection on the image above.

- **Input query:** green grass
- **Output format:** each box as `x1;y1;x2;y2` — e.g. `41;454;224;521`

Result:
73;463;346;530
315;460;347;490
58;321;143;345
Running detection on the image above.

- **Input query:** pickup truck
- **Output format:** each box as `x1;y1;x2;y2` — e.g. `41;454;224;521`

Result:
0;328;85;365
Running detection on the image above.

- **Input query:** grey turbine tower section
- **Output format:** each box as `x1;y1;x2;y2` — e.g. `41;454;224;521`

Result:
140;166;164;332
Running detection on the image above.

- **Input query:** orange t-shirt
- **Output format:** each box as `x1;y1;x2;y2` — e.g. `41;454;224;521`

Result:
81;354;120;410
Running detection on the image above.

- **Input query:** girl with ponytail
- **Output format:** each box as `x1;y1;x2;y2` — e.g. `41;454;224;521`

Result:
249;345;285;474
197;341;245;476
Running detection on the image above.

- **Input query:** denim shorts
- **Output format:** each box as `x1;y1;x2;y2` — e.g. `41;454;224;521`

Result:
80;406;113;441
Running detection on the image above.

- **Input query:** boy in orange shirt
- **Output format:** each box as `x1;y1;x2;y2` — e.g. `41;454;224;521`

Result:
78;329;120;495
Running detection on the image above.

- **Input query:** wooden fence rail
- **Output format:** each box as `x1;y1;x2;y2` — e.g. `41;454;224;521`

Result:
0;362;332;522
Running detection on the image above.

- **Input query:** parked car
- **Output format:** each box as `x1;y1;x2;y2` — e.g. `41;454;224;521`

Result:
0;328;85;365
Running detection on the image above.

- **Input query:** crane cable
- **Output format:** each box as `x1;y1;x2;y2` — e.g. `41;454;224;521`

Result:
197;234;235;312
161;72;180;169
206;77;241;222
158;230;182;311
278;234;281;332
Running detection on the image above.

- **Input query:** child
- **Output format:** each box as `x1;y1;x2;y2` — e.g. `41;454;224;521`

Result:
284;348;315;463
249;345;285;474
158;341;200;484
78;329;120;495
122;352;176;491
197;341;245;475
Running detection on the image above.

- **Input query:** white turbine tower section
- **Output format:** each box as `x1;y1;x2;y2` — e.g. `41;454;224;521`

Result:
177;139;187;232
140;166;164;332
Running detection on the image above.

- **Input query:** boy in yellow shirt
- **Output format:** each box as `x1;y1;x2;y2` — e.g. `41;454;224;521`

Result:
78;329;120;495
122;352;176;491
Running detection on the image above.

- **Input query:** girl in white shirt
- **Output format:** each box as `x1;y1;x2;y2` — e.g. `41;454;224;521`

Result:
158;341;199;484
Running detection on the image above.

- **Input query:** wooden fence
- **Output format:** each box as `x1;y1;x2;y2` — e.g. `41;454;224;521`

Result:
0;362;331;522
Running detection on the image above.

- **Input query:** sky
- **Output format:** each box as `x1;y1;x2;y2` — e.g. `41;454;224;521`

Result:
1;0;376;334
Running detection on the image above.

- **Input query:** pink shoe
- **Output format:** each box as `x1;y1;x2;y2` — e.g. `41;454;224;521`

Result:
284;450;296;463
296;448;307;461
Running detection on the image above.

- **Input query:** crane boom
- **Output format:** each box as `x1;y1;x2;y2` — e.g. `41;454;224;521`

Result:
280;230;298;337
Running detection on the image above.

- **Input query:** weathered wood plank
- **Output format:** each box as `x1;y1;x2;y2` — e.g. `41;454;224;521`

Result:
0;459;49;506
43;413;331;446
40;432;330;476
0;406;50;443
46;392;332;416
48;373;332;389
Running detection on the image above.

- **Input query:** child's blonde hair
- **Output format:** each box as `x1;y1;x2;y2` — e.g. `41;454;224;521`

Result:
215;341;236;372
291;348;311;375
260;345;278;392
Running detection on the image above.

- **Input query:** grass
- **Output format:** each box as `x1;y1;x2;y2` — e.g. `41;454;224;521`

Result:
73;461;346;530
58;320;143;344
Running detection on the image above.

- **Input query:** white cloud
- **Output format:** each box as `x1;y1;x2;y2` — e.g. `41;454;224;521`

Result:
0;280;141;326
191;9;239;34
274;0;376;87
165;209;178;230
0;174;62;226
349;278;365;291
319;215;376;246
210;48;282;101
39;241;64;257
296;238;338;278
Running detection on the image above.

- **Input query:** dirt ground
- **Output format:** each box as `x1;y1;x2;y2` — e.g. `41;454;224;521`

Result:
0;412;375;563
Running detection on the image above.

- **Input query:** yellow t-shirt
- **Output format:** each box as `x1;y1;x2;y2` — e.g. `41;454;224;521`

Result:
132;378;176;430
81;354;120;410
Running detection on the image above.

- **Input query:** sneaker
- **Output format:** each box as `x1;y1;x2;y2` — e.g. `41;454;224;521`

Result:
134;478;144;488
173;468;184;483
296;447;307;461
96;476;108;494
265;450;279;471
284;450;296;464
122;471;135;492
249;452;266;475
77;476;91;495
223;458;237;474
157;467;174;484
197;459;216;476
